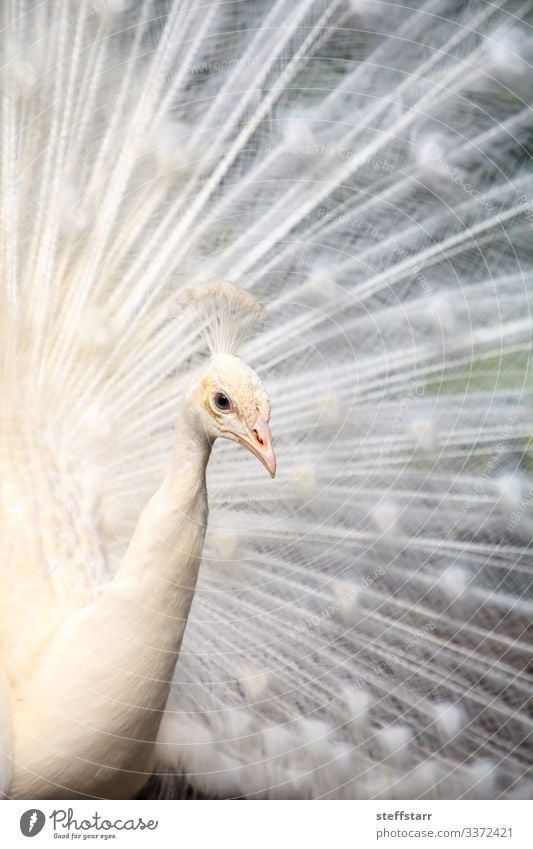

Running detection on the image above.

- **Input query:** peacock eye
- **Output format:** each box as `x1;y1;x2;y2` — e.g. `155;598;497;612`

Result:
213;392;232;412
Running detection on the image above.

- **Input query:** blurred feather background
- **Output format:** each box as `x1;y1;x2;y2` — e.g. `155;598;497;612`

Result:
0;0;532;798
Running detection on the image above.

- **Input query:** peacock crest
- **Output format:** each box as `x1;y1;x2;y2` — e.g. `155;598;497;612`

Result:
176;280;268;356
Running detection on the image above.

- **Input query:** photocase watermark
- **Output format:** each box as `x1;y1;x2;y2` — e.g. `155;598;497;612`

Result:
210;491;278;505
62;133;110;175
107;55;268;108
54;4;99;31
390;242;433;296
318;208;386;241
189;54;266;76
55;2;136;30
423;142;495;212
20;810;46;837
377;383;426;467
316;208;433;296
292;566;386;636
20;807;159;839
265;144;395;173
17;198;41;235
518;193;533;228
506;482;533;532
459;407;520;512
400;620;436;653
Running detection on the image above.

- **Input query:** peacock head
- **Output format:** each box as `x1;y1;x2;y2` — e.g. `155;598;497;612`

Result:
179;281;276;477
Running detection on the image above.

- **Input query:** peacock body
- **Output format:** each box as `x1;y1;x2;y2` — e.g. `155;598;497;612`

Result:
0;0;532;799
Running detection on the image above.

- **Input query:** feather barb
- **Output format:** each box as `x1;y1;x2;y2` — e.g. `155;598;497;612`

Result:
175;280;267;355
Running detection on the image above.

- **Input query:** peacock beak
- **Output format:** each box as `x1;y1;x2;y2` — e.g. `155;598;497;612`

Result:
239;416;276;478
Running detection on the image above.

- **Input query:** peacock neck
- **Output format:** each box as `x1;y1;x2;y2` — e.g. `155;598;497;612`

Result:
112;402;212;619
8;401;216;799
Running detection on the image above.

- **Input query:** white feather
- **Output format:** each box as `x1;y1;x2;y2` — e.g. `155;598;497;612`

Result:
0;0;531;801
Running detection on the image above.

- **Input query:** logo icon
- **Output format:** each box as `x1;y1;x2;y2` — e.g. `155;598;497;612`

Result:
20;810;46;837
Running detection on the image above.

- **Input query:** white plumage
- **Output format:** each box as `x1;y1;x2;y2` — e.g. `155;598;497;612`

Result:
0;0;532;799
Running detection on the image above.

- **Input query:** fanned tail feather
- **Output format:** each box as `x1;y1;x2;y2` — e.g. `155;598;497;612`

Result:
0;0;532;798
